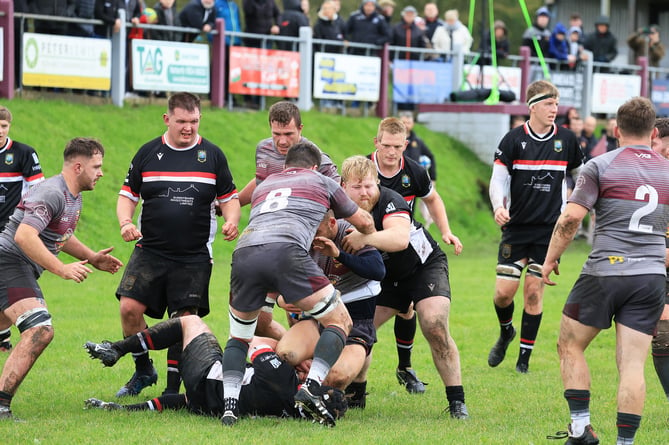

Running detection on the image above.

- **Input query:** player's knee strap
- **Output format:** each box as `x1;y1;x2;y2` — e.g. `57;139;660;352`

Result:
496;262;523;281
16;307;52;333
228;310;257;341
304;289;341;320
527;262;543;278
653;319;669;350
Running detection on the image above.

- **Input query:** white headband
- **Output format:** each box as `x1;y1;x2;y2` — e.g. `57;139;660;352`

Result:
527;93;557;107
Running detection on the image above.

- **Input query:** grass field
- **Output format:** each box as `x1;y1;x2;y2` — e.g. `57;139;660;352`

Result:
0;99;667;444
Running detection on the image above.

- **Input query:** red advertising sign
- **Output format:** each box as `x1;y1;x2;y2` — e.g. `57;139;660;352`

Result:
228;46;300;97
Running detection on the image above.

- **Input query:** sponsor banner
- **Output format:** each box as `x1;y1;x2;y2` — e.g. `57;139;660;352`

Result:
229;46;299;97
132;39;210;93
651;79;669;116
22;33;111;89
591;73;641;114
392;59;452;104
313;52;381;102
465;65;522;101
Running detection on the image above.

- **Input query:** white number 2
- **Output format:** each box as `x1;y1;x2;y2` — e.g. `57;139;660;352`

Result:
259;187;292;213
628;184;658;233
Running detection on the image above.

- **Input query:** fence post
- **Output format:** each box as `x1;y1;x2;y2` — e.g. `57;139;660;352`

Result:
298;26;313;111
111;9;127;107
377;43;389;118
638;56;649;97
581;50;593;118
0;0;14;99
519;46;531;104
211;18;225;108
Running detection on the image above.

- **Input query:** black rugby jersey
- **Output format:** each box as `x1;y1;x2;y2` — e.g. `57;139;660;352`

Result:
494;122;584;227
119;135;237;261
0;138;44;229
373;186;441;280
369;152;432;215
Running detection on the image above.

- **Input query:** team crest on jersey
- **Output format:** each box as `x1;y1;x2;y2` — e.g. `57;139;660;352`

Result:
401;174;410;188
197;150;207;163
554;140;563;152
4;153;13;165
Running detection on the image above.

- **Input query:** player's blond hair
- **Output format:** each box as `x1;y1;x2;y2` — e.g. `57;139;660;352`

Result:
341;156;378;185
376;117;407;140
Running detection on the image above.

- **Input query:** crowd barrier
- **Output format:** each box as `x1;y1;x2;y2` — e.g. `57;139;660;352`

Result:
1;1;668;118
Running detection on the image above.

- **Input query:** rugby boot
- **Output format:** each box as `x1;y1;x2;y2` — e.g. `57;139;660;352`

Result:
221;397;239;426
447;400;470;420
115;362;158;397
84;341;121;367
84;398;123;411
488;326;517;367
548;424;599;444
396;368;427;394
294;384;336;427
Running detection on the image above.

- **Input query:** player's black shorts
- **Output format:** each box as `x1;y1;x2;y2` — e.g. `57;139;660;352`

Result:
497;224;554;266
180;332;225;416
563;274;665;335
230;243;330;313
115;247;212;319
0;258;44;311
376;250;451;313
347;317;376;355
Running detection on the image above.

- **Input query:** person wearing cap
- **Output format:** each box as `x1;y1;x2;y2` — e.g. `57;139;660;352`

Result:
548;22;570;64
377;0;394;24
479;19;509;65
487;80;584;375
567;26;587;69
628;24;666;68
431;9;473;57
346;0;391;56
390;5;428;61
521;6;552;57
583;15;617;67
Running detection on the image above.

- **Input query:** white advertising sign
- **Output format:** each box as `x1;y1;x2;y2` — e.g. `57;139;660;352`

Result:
591;73;641;114
22;33;111;89
132;39;210;93
313;52;381;102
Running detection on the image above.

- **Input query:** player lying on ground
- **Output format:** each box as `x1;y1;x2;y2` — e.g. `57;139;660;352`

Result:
83;315;346;423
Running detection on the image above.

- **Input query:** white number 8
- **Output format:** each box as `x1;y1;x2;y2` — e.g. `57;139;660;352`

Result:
259;187;292;213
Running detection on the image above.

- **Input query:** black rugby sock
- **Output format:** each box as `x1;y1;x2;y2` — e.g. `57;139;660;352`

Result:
118;318;183;355
652;319;669;399
395;313;416;369
494;301;515;338
165;342;182;393
517;311;542;365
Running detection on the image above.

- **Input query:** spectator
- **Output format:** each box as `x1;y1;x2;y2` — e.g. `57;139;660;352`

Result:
628;25;666;67
243;0;280;47
431;9;473;57
583;15;617;66
422;2;442;42
479;19;509;65
214;0;241;45
548;22;569;64
390;6;427;61
301;0;309;16
569;12;583;38
179;0;216;43
557;106;579;128
94;0;123;38
605;117;618;152
313;0;345;53
277;0;310;51
152;0;181;41
567;26;587;69
377;0;394;25
521;6;551;57
69;0;96;37
346;0;390;56
27;0;74;35
581;115;599;159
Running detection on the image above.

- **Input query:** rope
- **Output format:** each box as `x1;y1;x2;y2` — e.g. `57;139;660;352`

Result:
484;0;499;104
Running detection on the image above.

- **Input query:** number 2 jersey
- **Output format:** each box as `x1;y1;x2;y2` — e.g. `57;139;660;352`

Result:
119;134;238;261
568;145;669;276
495;122;584;227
